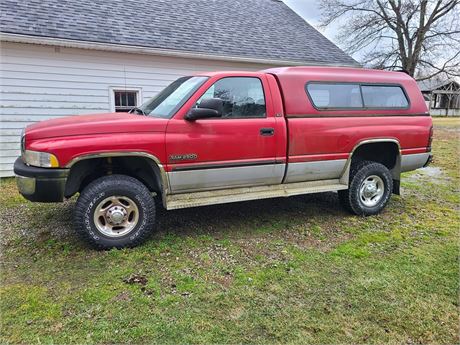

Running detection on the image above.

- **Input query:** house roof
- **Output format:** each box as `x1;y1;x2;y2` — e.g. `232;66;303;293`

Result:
0;0;358;66
418;78;460;92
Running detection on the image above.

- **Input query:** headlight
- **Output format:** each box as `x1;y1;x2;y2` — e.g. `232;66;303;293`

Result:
23;150;60;168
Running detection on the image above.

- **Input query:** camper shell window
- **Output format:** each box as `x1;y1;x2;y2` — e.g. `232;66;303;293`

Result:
306;82;409;110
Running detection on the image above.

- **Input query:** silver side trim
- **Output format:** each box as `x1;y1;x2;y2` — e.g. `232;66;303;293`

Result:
401;153;430;172
284;159;347;183
168;164;285;193
166;179;347;210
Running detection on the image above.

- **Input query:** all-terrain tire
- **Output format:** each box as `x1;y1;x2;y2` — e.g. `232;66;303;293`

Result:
338;160;393;216
74;174;156;249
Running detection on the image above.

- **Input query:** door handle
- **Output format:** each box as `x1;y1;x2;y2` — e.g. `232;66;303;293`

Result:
260;128;275;136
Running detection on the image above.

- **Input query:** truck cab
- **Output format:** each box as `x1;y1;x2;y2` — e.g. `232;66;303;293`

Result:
15;66;433;249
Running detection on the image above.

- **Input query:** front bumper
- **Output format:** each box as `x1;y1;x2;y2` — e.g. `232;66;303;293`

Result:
14;158;69;202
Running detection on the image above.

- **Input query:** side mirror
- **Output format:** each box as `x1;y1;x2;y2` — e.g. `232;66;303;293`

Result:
185;98;223;121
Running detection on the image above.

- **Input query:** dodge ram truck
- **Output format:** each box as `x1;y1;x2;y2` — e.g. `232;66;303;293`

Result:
14;66;433;249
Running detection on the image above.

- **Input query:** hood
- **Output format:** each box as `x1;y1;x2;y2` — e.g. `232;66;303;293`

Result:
26;113;169;140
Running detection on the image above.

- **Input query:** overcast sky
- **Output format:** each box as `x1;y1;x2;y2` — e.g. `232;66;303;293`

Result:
283;0;351;57
284;0;459;80
283;0;338;41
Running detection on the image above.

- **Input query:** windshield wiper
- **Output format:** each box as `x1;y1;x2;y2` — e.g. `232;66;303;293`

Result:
129;107;146;116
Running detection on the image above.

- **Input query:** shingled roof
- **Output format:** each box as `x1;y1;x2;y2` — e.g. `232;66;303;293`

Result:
417;78;460;92
0;0;358;66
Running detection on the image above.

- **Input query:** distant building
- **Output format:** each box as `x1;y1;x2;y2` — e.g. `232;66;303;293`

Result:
418;79;460;116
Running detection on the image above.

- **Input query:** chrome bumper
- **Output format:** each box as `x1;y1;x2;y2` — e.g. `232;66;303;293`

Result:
401;152;432;172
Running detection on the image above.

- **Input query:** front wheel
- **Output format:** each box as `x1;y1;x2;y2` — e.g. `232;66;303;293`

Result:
74;174;156;249
338;161;393;216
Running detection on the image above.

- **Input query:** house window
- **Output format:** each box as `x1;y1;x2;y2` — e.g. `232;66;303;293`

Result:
109;87;142;113
114;91;138;112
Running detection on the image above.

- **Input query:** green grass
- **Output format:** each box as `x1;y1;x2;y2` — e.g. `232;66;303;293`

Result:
1;117;459;344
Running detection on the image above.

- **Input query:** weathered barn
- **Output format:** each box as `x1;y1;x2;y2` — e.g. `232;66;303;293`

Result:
418;79;460;116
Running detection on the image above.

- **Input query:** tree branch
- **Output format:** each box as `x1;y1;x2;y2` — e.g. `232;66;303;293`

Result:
319;0;460;78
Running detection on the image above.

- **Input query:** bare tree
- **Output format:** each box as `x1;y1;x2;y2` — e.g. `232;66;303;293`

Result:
319;0;460;80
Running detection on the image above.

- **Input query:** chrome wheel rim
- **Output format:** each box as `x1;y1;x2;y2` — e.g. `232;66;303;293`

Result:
359;175;385;207
93;195;139;237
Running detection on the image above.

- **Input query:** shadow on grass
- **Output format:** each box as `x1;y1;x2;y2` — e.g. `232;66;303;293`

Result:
2;190;349;252
156;191;345;237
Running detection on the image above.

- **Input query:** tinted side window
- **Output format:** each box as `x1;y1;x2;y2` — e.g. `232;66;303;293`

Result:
307;83;362;109
197;77;266;118
361;85;408;108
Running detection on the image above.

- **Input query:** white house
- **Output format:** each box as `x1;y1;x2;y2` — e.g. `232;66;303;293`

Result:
0;0;358;177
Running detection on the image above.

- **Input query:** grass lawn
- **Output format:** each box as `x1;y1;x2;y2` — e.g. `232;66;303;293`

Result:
0;117;459;344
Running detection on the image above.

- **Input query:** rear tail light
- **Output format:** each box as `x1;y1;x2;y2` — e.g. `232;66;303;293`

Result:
427;126;433;152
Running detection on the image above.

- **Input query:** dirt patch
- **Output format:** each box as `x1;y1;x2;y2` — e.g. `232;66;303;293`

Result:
123;274;148;286
112;291;132;302
405;166;449;184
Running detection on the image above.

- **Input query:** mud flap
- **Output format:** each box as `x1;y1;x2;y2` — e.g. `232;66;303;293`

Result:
392;179;400;195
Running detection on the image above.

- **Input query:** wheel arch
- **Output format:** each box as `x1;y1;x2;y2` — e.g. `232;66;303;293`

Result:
64;152;169;205
340;139;402;194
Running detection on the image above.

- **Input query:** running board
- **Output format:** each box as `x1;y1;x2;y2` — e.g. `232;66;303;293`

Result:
165;179;348;210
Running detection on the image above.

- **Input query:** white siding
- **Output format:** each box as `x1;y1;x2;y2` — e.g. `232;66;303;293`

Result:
0;42;274;177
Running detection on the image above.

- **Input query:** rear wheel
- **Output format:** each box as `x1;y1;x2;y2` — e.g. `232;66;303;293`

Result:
338;161;393;216
74;174;155;249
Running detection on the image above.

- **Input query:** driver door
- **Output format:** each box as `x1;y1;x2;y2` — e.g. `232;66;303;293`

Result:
165;75;285;193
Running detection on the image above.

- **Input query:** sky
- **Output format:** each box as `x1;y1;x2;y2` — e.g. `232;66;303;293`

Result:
283;0;339;43
283;0;359;60
283;0;459;80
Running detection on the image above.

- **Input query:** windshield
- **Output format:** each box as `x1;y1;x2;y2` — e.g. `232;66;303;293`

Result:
139;76;208;118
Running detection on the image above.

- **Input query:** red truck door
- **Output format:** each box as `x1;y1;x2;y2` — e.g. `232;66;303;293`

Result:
166;74;286;193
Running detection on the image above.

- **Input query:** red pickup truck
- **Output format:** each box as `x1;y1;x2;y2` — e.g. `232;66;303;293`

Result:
15;67;433;249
